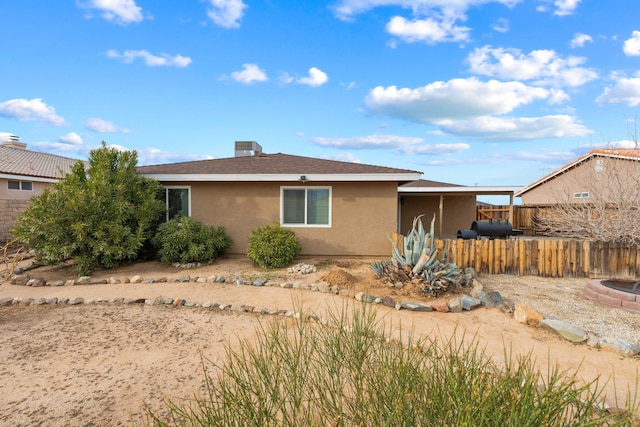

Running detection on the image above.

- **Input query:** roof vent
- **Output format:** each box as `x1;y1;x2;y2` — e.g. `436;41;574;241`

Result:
0;133;26;149
235;141;262;157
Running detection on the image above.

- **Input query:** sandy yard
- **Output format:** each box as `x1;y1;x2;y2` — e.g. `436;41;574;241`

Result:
0;256;639;426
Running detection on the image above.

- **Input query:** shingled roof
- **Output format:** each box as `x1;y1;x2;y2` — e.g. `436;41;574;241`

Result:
515;147;640;197
137;152;422;182
0;144;82;180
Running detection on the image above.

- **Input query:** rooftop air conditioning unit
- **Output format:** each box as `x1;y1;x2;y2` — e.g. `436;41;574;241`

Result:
234;141;262;157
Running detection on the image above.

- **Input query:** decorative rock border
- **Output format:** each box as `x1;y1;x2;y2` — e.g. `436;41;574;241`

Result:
2;269;639;357
583;279;640;313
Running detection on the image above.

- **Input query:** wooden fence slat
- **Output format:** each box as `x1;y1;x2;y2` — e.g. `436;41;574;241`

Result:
432;238;640;278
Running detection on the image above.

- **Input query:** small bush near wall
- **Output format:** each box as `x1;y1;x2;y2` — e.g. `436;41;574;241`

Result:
247;223;301;268
153;216;233;264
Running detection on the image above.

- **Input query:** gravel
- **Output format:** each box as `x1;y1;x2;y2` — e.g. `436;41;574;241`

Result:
480;275;640;346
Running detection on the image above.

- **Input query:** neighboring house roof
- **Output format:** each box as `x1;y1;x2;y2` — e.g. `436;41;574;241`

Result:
515;147;640;197
0;144;82;182
137;152;422;182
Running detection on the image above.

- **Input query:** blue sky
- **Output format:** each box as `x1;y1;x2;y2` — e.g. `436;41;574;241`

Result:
3;0;640;190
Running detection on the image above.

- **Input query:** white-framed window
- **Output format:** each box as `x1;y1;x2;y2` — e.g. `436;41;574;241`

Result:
573;192;589;199
281;186;331;227
163;186;191;220
8;180;33;191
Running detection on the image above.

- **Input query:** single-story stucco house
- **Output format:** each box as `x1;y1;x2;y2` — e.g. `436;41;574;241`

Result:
138;142;422;257
138;141;522;257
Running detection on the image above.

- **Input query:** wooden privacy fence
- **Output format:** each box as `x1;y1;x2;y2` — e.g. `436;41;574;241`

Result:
433;238;640;279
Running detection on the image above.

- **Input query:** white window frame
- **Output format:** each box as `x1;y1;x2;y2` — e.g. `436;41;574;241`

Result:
280;186;332;228
573;192;589;199
164;186;191;220
8;180;33;191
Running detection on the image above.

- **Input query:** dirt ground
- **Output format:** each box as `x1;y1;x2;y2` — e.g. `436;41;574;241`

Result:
0;256;639;426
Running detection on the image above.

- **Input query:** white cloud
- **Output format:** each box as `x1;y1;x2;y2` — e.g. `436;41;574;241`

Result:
312;134;469;155
467;45;597;87
331;0;522;21
228;64;268;84
106;49;192;67
400;143;470;155
59;132;83;145
206;0;247;29
296;67;329;87
0;98;66;125
386;13;470;44
570;32;592;48
135;147;214;165
552;0;582;16
313;134;424;149
438;115;592;141
595;73;640;106
491;18;509;33
365;78;552;123
86;118;130;133
31;141;89;154
319;152;362;163
623;31;640;56
76;0;144;25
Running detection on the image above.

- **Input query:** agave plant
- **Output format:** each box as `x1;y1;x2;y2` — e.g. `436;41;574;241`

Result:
379;214;462;295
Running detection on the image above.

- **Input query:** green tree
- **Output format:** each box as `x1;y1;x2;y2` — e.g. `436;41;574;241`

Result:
13;142;165;275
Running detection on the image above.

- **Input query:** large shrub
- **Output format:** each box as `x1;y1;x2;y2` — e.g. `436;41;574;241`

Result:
12;143;165;275
152;216;232;264
247;223;301;268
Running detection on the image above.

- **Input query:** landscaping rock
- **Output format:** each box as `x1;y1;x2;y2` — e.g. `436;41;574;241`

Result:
64;280;75;286
176;274;190;283
514;304;544;326
470;279;484;299
448;298;463;313
51;280;65;286
317;282;329;293
431;301;450;313
0;298;13;306
480;291;503;307
400;302;433;312
460;295;482;311
252;279;267;287
109;277;121;284
77;276;91;284
31;278;47;287
69;297;84;305
129;275;143;284
382;296;395;307
10;274;30;285
540;319;588;343
88;278;107;285
288;263;317;275
599;337;635;356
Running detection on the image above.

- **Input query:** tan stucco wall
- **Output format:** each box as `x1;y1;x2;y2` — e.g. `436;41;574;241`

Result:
400;194;476;237
0;178;52;243
170;181;400;257
521;157;640;205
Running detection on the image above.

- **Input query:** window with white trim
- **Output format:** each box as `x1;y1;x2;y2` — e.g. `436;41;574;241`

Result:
281;187;331;227
8;180;33;191
573;192;589;199
164;186;190;220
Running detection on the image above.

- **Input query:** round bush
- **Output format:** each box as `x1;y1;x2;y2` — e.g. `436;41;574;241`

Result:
247;223;301;268
152;216;233;264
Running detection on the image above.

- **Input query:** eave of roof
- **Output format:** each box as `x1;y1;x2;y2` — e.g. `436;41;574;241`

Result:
399;185;523;195
514;148;640;197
